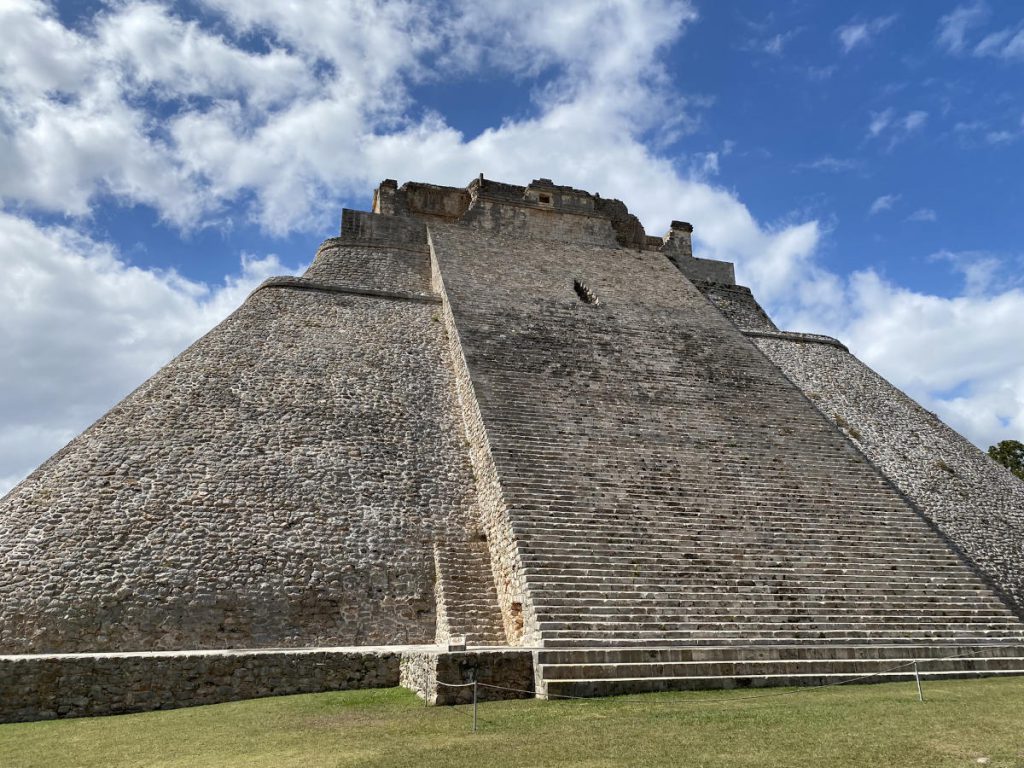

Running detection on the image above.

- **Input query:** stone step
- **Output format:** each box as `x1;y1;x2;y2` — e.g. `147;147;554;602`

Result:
532;606;1016;620
433;539;504;646
535;619;1023;633
517;547;970;567
518;546;966;567
526;590;1000;608
535;643;1024;665
521;557;979;573
523;570;988;588
530;595;1015;612
524;586;1001;607
514;535;962;561
537;630;1024;647
512;523;955;549
511;506;935;522
542;668;1024;698
519;556;972;576
507;485;908;501
510;507;929;524
511;508;937;526
539;656;1024;680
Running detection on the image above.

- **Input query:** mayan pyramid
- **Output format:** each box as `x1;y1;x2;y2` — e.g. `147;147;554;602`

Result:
2;176;1024;701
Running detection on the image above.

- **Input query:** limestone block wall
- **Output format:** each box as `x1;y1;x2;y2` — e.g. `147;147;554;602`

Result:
304;210;431;294
399;649;534;705
0;648;400;723
461;196;620;246
670;257;736;285
753;337;1024;614
696;280;778;332
0;273;480;652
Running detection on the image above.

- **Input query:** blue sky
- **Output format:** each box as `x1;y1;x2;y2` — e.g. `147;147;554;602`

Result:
1;0;1023;493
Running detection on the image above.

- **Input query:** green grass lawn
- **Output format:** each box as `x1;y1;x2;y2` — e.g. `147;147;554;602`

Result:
2;677;1024;767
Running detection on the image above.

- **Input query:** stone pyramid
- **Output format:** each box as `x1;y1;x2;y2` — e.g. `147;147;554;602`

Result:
2;176;1024;707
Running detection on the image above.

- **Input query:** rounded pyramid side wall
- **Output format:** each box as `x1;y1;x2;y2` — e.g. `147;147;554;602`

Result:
0;284;478;653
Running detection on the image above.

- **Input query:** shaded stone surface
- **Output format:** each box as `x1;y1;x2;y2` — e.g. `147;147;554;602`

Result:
0;647;403;723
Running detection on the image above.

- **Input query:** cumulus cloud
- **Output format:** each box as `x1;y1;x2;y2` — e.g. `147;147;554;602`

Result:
931;249;1006;295
0;0;837;491
0;211;299;495
0;0;1020;493
837;271;1024;447
837;15;897;53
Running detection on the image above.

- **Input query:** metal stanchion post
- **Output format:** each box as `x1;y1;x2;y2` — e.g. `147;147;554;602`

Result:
914;661;924;702
472;673;478;733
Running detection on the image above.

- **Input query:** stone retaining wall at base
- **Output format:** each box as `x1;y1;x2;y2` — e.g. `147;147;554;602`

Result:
400;649;534;705
0;647;403;723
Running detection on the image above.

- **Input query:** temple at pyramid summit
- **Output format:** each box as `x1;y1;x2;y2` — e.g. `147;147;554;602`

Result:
3;176;1024;719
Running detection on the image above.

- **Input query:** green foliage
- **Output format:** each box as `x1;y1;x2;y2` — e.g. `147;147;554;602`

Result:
4;679;1024;767
987;439;1024;480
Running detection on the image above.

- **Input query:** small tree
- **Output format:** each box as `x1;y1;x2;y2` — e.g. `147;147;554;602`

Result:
987;440;1024;481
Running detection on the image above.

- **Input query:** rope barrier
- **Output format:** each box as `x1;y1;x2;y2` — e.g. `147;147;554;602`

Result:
426;645;1015;709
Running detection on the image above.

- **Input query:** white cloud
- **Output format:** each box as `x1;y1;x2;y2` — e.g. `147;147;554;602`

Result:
907;207;938;222
0;0;1021;493
867;109;928;148
763;34;785;55
902;110;928;132
800;156;860;172
97;4;317;108
0;0;712;235
974;28;1014;56
975;27;1024;60
869;194;900;215
0;211;298;495
868;109;894;138
937;2;989;54
837;271;1024;447
954;117;1024;147
0;0;838;490
805;64;837;81
1006;29;1024;58
931;249;1005;295
986;130;1017;145
937;2;1024;61
745;28;800;56
837;15;897;53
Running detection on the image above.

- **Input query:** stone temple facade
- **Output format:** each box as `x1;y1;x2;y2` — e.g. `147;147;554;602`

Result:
2;176;1024;716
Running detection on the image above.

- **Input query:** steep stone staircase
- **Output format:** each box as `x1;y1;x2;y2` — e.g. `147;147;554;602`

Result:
518;495;1024;695
429;225;1024;697
518;509;1024;647
434;540;506;647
